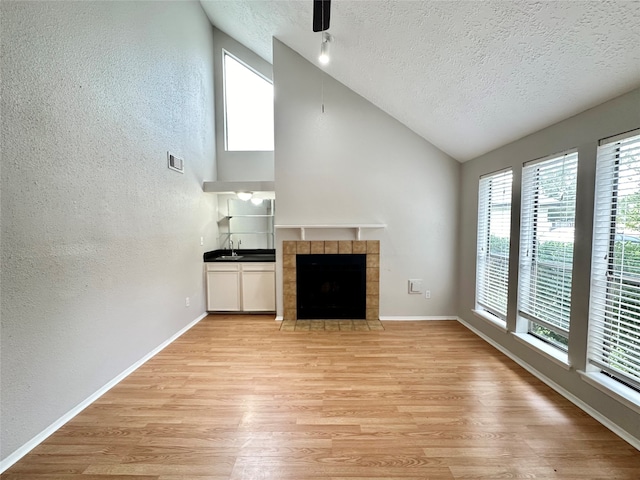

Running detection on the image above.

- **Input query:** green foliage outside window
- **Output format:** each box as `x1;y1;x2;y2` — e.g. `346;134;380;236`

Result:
537;240;574;264
488;235;510;257
606;239;640;379
612;239;640;277
534;238;640;355
489;235;640;352
603;280;640;378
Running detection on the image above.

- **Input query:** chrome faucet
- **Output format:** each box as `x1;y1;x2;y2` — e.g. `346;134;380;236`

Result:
230;238;242;256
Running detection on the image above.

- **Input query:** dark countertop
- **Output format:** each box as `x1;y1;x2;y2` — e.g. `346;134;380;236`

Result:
203;249;276;262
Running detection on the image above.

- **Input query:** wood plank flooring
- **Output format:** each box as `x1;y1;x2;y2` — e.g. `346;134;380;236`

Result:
4;315;640;479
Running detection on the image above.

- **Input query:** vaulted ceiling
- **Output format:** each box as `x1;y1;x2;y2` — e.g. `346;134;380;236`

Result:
200;1;640;162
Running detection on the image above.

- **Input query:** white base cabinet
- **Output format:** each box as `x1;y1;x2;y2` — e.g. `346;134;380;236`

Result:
206;262;275;312
206;267;240;311
241;268;276;311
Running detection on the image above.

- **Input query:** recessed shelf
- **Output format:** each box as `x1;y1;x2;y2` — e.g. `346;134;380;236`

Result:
220;198;275;249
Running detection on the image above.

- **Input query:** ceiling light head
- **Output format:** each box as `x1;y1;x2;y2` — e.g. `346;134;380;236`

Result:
236;191;253;201
319;32;331;65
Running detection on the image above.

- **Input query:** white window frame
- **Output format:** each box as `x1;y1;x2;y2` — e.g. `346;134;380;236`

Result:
518;150;578;354
475;168;513;325
586;129;640;406
222;50;274;152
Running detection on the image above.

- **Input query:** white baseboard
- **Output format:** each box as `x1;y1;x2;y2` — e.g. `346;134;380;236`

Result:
0;312;209;474
275;315;283;322
379;316;457;321
456;316;640;451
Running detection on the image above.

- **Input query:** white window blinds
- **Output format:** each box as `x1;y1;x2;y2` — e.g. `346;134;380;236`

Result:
589;131;640;390
519;152;578;350
476;169;513;320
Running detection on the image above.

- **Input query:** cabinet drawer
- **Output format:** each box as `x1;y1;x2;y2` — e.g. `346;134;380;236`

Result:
206;263;240;272
241;262;275;272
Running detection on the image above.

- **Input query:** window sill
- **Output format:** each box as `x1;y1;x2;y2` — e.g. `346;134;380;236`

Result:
472;309;507;333
578;370;640;415
511;332;571;370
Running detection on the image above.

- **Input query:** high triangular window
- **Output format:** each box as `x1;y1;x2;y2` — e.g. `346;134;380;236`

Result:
223;52;274;151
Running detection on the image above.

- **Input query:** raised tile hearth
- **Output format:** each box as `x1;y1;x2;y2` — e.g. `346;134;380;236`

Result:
280;318;385;332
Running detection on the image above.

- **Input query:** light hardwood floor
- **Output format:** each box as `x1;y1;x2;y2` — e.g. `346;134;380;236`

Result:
4;316;640;479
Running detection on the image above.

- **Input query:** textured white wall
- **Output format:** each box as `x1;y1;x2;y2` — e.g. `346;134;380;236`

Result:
273;39;460;319
0;1;217;462
458;88;640;444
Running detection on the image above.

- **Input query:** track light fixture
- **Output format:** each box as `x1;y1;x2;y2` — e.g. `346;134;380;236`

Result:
319;32;331;65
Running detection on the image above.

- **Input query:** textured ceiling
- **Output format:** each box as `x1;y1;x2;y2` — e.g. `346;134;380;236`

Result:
200;0;640;162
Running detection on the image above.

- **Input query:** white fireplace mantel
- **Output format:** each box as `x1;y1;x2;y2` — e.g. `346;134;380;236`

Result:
275;224;386;241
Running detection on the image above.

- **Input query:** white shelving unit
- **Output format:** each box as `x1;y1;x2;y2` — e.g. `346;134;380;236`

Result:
219;198;275;249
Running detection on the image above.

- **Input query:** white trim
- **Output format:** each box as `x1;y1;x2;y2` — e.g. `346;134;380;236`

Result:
599;128;640;145
522;147;578;168
275;315;283;322
511;332;571;370
275;224;386;241
223;48;272;84
0;312;209;474
479;166;513;179
203;180;275;193
275;223;386;229
579;370;640;416
221;49;273;153
472;309;508;332
379;316;457;321
457;317;640;451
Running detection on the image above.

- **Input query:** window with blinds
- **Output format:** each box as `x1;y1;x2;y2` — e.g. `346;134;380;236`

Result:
476;169;513;321
519;152;578;350
589;130;640;392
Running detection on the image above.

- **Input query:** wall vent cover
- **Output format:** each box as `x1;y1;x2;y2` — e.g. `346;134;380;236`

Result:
167;152;184;173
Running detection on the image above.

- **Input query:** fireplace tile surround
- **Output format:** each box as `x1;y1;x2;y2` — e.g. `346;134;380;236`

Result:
282;240;380;321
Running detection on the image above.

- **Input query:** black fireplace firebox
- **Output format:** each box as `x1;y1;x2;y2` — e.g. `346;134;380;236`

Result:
296;254;366;319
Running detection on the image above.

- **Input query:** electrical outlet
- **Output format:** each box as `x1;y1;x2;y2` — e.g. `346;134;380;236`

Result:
185;297;190;307
425;290;431;299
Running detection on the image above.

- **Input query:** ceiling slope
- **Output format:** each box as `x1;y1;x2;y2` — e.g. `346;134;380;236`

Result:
200;0;640;162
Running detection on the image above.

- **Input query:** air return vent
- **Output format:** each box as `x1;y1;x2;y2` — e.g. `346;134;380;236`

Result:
167;152;184;173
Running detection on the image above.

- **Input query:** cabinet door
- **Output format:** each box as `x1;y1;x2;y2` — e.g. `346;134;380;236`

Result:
207;271;241;311
241;271;275;312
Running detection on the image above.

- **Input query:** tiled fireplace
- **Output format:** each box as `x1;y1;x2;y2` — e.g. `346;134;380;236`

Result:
282;240;380;321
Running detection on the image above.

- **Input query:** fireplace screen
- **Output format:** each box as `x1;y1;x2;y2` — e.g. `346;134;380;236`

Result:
296;254;366;319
